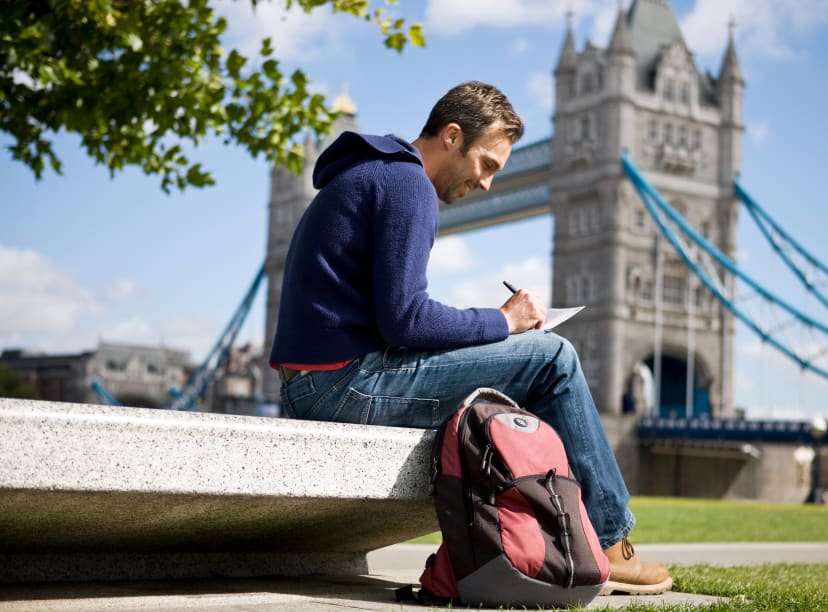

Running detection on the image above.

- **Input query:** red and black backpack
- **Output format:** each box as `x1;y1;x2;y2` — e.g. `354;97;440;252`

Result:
411;388;610;608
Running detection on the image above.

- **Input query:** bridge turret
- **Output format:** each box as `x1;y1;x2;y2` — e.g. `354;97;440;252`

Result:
716;18;745;189
604;6;637;162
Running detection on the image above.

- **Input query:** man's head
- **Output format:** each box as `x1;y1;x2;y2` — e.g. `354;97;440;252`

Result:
419;81;524;151
415;81;524;204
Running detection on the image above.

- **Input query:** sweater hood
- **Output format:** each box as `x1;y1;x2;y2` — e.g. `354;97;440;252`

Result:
312;132;423;189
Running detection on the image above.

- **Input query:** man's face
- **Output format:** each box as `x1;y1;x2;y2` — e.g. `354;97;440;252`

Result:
433;125;513;204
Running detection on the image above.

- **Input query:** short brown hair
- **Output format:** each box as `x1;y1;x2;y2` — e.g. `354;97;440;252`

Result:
419;81;525;152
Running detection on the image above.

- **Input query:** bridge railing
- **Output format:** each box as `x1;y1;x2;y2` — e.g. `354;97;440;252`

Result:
638;416;828;444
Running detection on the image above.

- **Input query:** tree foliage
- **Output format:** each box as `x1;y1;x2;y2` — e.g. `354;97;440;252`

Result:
0;0;424;192
0;364;40;399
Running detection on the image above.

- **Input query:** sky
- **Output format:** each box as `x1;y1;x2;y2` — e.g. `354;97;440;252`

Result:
2;0;828;420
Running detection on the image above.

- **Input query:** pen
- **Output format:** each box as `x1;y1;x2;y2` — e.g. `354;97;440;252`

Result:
503;280;518;294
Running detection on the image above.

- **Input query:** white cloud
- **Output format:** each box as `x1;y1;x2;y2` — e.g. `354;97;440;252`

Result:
96;316;215;361
443;256;550;309
0;246;209;359
527;71;553;113
100;279;141;302
512;38;530;55
747;121;770;145
681;0;828;63
590;2;619;48
512;39;530;54
424;0;570;35
158;317;218;362
428;235;477;273
0;246;97;345
215;1;342;62
98;316;157;345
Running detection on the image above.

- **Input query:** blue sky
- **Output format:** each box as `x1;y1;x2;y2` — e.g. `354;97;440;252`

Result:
2;0;827;420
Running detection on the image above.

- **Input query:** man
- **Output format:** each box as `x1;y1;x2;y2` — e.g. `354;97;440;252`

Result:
270;81;671;595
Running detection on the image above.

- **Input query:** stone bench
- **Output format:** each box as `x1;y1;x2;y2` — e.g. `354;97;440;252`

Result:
0;398;437;583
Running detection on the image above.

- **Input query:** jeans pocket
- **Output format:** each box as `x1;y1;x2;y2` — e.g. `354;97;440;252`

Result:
334;388;439;427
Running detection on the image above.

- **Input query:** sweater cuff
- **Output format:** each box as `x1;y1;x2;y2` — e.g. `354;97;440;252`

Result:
479;307;510;342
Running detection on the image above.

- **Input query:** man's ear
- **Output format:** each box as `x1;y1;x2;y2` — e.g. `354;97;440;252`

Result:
441;122;463;151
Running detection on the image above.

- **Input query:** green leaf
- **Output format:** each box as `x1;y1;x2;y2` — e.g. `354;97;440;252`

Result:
125;33;143;52
408;23;425;48
384;32;406;53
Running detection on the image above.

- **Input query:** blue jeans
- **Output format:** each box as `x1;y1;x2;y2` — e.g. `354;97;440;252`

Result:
280;330;635;549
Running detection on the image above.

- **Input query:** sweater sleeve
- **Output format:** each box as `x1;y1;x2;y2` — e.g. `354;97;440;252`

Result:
370;160;509;349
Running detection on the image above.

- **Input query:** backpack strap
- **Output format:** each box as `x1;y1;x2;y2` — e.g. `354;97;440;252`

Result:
394;584;455;607
545;468;576;588
461;387;520;409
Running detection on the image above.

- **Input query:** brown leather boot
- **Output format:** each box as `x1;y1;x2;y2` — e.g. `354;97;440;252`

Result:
600;538;673;595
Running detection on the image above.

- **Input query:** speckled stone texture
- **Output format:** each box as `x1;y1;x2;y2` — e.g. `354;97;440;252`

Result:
0;398;437;583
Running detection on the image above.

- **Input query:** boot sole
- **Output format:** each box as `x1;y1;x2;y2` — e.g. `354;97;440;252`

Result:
599;577;673;596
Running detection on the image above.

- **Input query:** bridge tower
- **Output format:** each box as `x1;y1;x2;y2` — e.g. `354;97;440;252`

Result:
549;0;743;418
263;91;359;403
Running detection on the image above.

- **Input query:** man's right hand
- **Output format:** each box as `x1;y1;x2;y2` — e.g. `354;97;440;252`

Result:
499;289;546;334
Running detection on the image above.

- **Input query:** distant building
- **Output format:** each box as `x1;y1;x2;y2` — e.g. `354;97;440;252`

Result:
1;343;191;408
205;342;266;415
0;348;92;404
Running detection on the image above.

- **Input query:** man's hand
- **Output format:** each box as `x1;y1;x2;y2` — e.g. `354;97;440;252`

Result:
500;289;546;334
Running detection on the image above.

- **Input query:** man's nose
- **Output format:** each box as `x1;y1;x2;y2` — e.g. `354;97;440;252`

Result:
478;175;494;191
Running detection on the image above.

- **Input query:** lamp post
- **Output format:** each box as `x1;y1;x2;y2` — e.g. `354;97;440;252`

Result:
809;416;827;504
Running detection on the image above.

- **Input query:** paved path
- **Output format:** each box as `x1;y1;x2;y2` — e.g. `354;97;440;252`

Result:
1;543;826;611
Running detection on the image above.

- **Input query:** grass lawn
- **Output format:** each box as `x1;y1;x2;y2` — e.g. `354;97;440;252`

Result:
408;497;828;610
628;496;828;543
409;496;828;544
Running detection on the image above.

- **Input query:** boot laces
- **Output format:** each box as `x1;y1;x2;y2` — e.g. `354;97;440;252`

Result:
621;537;635;560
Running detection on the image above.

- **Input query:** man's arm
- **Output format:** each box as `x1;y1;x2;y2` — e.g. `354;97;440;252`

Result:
371;163;509;349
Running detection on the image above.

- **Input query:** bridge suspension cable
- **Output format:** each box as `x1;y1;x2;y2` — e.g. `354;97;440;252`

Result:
169;263;265;411
734;179;828;311
91;379;122;406
622;153;828;382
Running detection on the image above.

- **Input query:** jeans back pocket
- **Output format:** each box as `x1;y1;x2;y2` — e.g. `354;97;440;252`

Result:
334;387;439;427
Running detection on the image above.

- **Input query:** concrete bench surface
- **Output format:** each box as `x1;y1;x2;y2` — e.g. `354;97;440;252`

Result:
0;398;437;583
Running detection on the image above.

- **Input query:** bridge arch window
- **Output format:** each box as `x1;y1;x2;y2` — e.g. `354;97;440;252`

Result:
632;207;647;231
640;280;654;302
578;209;589;234
590;208;601;232
566;277;580;303
664;123;673;144
580;116;592;141
694;286;707;308
664;78;675;101
648;118;658;141
581;72;594;95
627;267;642;297
692;128;702;149
678;125;687;148
662;275;684;305
680;81;690;105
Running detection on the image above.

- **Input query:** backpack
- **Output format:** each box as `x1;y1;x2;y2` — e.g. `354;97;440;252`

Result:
416;388;610;608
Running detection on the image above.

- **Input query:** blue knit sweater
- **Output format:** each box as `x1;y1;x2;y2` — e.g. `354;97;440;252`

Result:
269;132;509;366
